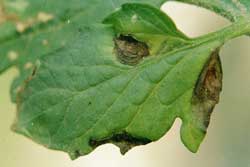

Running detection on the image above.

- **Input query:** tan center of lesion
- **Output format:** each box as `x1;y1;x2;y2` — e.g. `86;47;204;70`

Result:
192;50;223;129
114;35;150;66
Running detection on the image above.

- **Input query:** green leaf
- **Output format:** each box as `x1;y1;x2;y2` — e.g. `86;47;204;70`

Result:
174;0;250;22
1;0;250;160
12;3;239;159
0;0;165;101
2;0;165;22
103;3;190;55
13;21;222;159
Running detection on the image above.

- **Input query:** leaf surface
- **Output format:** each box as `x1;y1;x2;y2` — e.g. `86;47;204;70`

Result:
0;0;250;160
174;0;250;22
0;0;165;100
13;4;226;159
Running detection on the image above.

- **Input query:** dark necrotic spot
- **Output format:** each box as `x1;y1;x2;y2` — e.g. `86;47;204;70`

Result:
114;35;150;66
192;50;223;129
74;150;81;157
90;131;151;154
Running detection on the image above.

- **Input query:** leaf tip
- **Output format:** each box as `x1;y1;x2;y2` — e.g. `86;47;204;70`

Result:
180;121;206;153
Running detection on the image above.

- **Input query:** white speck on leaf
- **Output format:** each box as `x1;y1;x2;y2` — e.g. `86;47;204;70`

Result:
15;86;22;93
131;14;138;23
42;39;48;46
114;7;120;11
16;18;34;33
37;12;54;23
24;62;33;69
16;22;27;33
8;51;19;61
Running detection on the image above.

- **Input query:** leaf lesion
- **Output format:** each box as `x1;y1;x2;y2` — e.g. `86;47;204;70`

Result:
192;49;223;129
89;131;152;155
114;35;150;66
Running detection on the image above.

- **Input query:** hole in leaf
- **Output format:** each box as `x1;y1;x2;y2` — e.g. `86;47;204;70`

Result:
114;35;150;66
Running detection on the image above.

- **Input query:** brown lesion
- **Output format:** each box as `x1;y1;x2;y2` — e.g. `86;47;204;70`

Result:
0;5;18;25
14;66;37;114
192;49;223;129
114;35;150;66
0;4;54;32
89;131;151;154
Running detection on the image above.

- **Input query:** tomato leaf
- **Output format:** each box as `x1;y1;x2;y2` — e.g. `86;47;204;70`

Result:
12;3;224;159
0;0;250;160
